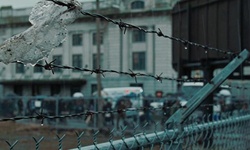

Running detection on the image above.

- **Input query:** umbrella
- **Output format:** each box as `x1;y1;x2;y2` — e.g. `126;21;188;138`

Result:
219;89;231;96
73;92;84;98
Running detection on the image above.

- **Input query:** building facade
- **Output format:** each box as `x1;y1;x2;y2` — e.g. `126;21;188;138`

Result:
0;0;178;97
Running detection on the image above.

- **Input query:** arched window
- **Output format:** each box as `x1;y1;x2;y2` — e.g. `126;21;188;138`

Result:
131;1;145;9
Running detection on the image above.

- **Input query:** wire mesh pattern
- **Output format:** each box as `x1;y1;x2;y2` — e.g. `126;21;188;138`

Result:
75;112;250;150
2;112;250;150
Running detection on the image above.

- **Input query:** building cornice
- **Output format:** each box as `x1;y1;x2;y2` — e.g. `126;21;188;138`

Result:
0;8;171;27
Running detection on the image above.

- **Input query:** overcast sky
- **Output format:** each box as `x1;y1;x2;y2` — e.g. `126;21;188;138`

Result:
0;0;89;9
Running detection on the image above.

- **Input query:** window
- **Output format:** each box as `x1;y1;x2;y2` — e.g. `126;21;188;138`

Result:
16;63;24;74
53;55;62;73
133;52;146;70
131;1;145;9
14;85;23;96
93;32;104;45
32;85;41;96
72;54;82;72
72;33;83;46
91;84;97;94
51;84;61;96
93;53;103;69
34;60;43;73
70;85;81;96
132;27;146;42
130;83;143;89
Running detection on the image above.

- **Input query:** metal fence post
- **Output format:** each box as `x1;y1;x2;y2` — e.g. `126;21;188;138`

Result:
165;49;249;124
164;49;249;149
94;97;97;128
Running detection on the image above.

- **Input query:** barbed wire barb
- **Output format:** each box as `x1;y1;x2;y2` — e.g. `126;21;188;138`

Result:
44;59;56;74
129;69;138;83
35;108;47;126
155;73;163;83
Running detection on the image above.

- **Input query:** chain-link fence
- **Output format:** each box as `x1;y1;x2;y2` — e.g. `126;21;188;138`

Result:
0;0;250;149
73;112;250;150
1;110;250;149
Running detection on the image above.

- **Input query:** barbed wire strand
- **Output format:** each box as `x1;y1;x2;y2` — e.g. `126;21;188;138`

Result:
25;0;246;84
30;60;205;83
0;104;221;123
47;0;239;57
10;0;247;84
80;11;239;56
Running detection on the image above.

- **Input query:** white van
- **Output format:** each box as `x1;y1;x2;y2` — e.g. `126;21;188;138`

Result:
180;82;204;100
180;82;232;101
93;87;144;109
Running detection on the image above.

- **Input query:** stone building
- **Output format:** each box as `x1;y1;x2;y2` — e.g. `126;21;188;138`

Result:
0;0;178;97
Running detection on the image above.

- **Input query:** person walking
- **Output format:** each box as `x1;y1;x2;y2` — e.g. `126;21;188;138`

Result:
102;99;114;126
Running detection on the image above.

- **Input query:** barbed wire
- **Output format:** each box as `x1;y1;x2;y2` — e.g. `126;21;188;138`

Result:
0;103;237;123
29;60;205;83
48;0;238;57
0;105;175;123
80;10;239;56
33;0;246;85
13;0;247;84
0;105;181;123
